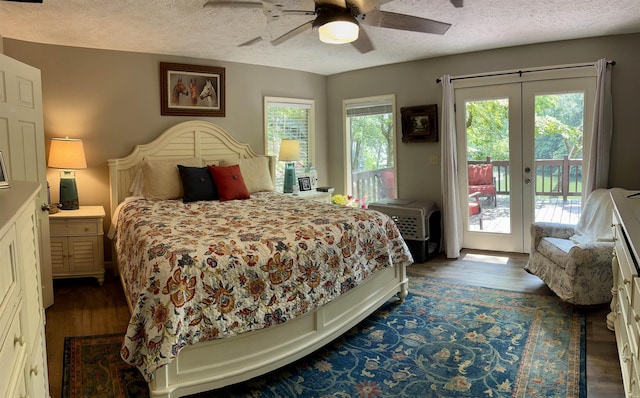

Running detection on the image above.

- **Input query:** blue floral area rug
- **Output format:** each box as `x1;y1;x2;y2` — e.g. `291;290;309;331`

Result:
62;277;585;398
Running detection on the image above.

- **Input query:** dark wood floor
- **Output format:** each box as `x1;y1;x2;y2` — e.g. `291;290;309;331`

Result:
44;251;624;398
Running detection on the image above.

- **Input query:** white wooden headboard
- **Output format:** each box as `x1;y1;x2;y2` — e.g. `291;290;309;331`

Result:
107;120;275;217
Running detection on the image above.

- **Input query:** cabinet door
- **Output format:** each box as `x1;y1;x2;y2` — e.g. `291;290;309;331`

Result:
16;209;44;352
0;225;19;337
10;368;28;398
49;236;67;274
68;236;100;272
26;330;48;398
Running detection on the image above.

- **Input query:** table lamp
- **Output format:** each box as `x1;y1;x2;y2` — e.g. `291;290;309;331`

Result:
48;137;87;210
278;139;300;193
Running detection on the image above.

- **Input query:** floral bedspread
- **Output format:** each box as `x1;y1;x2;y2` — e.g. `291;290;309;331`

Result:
113;192;413;381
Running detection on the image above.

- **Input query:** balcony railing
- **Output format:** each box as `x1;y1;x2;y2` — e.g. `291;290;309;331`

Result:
469;156;582;201
351;167;395;204
351;156;582;205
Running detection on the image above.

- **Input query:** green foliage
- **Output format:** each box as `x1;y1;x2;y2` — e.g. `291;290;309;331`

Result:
465;92;585;161
534;93;584;159
350;114;394;171
466;99;509;161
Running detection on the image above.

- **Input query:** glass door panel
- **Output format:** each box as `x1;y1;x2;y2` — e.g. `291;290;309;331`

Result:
455;84;523;252
465;98;511;233
523;81;592;226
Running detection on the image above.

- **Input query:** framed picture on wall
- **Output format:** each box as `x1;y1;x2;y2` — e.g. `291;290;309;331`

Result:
160;62;226;117
401;104;438;143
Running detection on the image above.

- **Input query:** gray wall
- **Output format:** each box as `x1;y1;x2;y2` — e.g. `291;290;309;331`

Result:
3;39;329;221
327;33;640;207
5;33;640;239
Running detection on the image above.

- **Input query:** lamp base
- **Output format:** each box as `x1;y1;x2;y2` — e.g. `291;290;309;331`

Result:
283;162;296;194
59;171;79;210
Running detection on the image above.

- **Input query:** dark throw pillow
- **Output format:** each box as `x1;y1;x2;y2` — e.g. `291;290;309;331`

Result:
177;165;218;203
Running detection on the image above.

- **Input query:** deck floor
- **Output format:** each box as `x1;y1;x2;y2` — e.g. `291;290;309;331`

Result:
471;194;581;232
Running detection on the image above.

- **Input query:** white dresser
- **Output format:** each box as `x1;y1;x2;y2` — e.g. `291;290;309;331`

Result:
609;189;640;397
0;181;50;398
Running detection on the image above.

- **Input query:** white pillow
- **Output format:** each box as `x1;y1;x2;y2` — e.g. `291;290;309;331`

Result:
222;156;274;193
142;157;203;199
129;169;145;197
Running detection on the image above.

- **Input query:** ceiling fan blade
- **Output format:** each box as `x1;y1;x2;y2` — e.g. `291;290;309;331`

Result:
351;26;375;53
450;0;464;7
348;0;379;14
203;0;263;9
239;37;263;46
281;9;316;16
361;10;451;35
271;20;314;46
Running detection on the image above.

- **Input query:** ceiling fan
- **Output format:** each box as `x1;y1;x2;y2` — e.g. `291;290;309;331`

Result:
203;0;459;53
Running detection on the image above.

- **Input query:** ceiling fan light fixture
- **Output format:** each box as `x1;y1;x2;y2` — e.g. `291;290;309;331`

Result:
319;20;359;44
315;7;359;45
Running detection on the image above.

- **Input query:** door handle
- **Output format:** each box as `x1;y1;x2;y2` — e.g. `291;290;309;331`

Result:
524;178;531;184
41;203;51;212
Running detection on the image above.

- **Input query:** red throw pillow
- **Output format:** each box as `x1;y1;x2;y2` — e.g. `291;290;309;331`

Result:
207;165;250;201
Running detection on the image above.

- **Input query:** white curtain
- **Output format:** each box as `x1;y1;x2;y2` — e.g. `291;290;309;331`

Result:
439;75;463;258
583;58;613;197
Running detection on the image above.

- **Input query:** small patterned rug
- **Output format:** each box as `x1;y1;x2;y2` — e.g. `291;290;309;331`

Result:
62;277;585;398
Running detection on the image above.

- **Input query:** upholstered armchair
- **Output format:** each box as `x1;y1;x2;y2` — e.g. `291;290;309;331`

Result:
525;189;614;305
468;164;496;206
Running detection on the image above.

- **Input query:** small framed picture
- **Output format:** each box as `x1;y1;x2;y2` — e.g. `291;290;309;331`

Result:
0;151;10;189
298;176;312;192
401;104;438;143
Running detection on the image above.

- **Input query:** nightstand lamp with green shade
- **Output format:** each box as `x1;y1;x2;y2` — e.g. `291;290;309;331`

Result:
48;137;87;210
279;139;300;194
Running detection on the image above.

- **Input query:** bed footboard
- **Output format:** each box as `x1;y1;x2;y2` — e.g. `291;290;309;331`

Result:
147;262;408;398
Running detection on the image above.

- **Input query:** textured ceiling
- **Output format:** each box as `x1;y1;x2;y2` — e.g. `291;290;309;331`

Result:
1;0;639;75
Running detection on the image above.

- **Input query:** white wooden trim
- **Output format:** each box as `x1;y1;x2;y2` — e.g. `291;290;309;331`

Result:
108;120;276;218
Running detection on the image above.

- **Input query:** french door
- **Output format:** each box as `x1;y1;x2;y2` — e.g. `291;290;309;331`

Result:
455;73;596;252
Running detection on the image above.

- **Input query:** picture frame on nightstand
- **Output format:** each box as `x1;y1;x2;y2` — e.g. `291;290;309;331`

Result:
298;176;312;192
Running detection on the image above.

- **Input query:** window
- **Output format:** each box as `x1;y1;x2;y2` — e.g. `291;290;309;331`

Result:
264;97;315;190
343;95;397;203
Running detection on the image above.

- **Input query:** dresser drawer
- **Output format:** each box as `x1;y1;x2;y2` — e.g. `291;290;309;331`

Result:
50;219;101;236
0;307;25;395
616;225;637;301
0;225;19;340
616;309;633;394
6;353;27;398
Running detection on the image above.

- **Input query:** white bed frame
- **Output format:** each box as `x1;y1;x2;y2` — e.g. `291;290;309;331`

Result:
108;120;409;398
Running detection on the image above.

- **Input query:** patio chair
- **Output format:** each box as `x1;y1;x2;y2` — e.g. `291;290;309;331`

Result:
469;191;483;230
468;164;496;206
524;189;614;305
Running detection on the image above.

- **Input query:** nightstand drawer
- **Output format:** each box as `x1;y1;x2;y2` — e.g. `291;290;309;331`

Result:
50;220;100;236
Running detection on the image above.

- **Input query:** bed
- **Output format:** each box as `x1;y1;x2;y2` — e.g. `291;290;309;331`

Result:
108;120;413;398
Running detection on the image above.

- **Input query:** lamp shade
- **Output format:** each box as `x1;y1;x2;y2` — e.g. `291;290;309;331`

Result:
48;137;87;169
278;139;300;162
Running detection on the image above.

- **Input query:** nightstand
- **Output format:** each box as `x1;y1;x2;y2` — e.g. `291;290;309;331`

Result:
49;206;105;285
293;188;334;203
